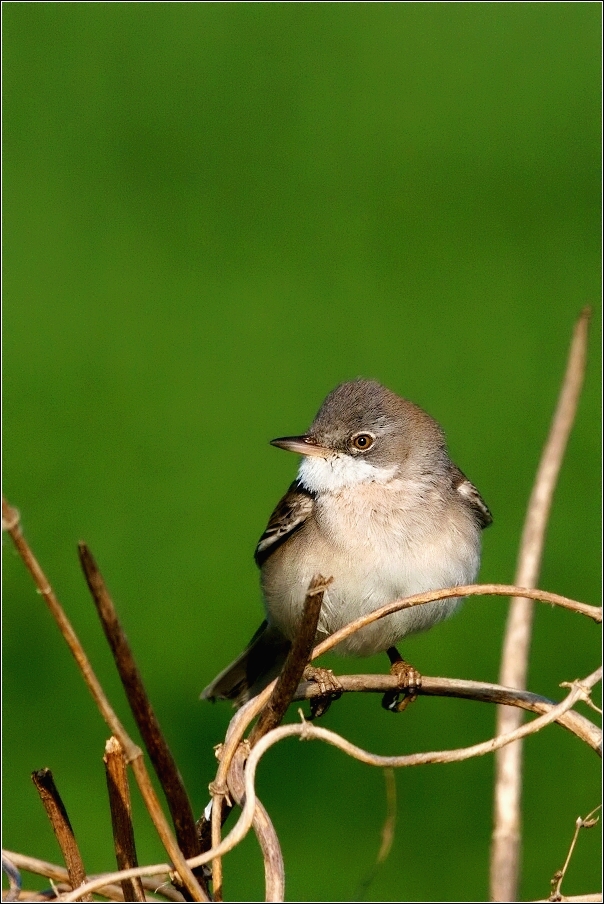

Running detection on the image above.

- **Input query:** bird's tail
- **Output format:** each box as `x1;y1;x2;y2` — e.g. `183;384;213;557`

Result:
200;621;291;708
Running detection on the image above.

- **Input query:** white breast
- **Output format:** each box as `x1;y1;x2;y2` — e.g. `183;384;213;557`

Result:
262;467;481;657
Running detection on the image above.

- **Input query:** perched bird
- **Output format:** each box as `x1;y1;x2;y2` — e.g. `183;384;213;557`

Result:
202;379;491;709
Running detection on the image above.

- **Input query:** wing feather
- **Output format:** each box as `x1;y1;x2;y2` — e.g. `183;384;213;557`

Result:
451;465;493;529
254;480;315;567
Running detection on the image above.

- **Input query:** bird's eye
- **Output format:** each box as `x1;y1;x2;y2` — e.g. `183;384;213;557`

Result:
351;433;374;451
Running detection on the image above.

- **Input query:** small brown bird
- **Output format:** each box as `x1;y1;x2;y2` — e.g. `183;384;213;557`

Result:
202;379;491;707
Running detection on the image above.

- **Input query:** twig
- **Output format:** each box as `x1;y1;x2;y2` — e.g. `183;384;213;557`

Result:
203;579;601;866
309;585;600;662
2;853;22;902
249;574;331;744
1;498;207;903
204;574;329;899
491;307;592;903
227;745;285;902
31;769;92;901
1;851;186;902
50;666;601;900
354;768;397;899
532;895;603;903
293;674;601;753
103;737;146;902
549;806;601;901
78;543;206;897
193;667;601;874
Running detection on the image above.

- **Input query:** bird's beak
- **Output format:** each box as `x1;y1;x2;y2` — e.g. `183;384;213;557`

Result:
270;435;331;458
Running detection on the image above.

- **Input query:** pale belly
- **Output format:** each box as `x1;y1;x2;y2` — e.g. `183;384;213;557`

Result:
260;488;481;657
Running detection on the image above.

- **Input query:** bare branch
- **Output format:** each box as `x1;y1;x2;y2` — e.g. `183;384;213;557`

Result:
2;853;22;902
492;307;592;902
2;498;207;903
2;499;133;753
293;673;602;753
309;584;600;663
103;737;146;902
250;574;331;744
227;745;285;902
180;667;602;880
33;664;602;901
549;806;601;901
31;768;92;901
2;851;186;902
78;543;206;896
202;575;327;898
354;768;397;899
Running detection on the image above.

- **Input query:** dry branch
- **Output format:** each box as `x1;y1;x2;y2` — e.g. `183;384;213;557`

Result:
492;307;592;902
103;737;146;902
2;853;22;903
78;543;206;898
293;674;601;753
2;498;207;904
2;851;186;902
31;768;92;901
204;574;328;899
250;575;331;744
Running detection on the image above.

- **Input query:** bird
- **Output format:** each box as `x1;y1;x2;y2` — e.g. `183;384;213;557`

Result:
202;378;491;710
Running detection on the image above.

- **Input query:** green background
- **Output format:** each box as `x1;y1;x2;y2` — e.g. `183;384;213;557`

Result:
3;3;601;901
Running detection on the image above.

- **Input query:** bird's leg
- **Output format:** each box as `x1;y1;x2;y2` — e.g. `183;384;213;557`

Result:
381;646;422;713
302;665;343;719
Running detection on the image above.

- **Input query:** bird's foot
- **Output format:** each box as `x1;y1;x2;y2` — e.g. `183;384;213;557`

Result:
303;665;343;719
381;652;422;713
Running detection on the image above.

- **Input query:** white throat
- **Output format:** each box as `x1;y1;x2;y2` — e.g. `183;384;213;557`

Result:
298;453;397;494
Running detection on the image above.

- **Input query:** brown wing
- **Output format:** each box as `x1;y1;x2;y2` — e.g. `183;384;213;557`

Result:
254;480;315;567
451;465;493;529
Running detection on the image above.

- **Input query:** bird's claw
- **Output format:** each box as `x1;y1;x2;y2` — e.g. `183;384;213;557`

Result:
303;665;343;719
382;659;422;713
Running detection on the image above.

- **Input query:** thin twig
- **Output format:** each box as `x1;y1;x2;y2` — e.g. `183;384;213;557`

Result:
209;580;600;817
2;853;22;902
31;769;92;901
549;806;601;901
250;574;331;744
227;745;285;902
2;498;207;903
309;585;600;662
188;667;601;877
204;574;329;898
78;543;206;897
1;851;186;902
491;307;592;903
354;768;397;899
293;674;601;752
61;667;601;900
103;737;146;902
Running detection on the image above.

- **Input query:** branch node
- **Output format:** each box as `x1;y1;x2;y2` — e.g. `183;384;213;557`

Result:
1;499;20;532
208;781;233;809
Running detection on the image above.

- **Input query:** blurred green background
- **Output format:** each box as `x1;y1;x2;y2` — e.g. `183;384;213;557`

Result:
3;3;601;901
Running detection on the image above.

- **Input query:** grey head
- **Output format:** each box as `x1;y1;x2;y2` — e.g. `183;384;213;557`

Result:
271;379;448;473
